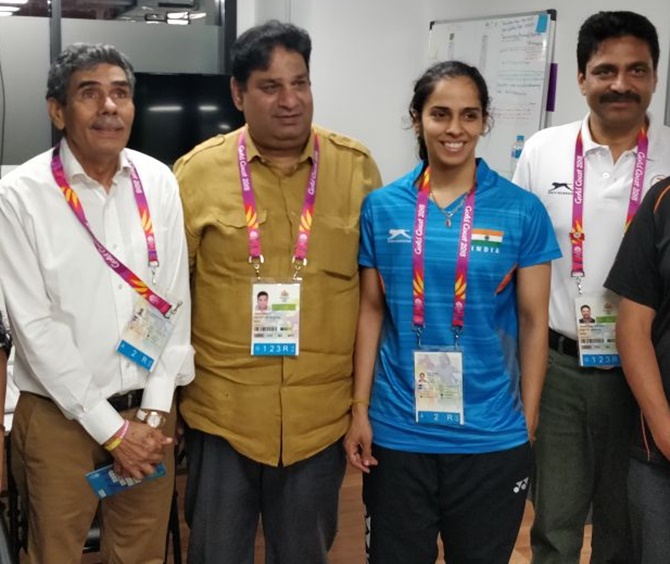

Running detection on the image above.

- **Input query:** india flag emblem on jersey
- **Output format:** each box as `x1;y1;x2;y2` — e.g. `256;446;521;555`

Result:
471;229;503;252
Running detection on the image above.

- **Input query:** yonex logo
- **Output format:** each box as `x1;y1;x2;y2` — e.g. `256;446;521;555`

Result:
387;229;411;243
513;477;529;494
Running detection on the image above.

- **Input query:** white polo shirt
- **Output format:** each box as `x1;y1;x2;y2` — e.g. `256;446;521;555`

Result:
513;114;670;340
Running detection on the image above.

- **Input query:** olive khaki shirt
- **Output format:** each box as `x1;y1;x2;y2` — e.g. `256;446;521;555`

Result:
175;126;382;466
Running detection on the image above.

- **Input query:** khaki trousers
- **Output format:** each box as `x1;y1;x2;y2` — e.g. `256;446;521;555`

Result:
11;392;176;564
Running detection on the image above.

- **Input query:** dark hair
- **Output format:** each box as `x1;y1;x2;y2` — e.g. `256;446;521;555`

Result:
257;291;269;299
409;61;490;163
231;20;312;87
577;12;659;74
47;43;135;105
581;305;591;311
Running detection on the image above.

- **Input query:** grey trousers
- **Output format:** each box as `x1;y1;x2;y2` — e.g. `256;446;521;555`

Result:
531;348;635;564
184;428;347;564
628;458;670;564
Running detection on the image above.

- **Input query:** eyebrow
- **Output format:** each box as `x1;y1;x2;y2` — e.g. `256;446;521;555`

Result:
257;72;310;84
75;80;131;90
590;61;651;72
430;105;482;112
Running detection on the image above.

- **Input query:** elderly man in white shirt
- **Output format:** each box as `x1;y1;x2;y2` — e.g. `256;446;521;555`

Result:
0;43;193;564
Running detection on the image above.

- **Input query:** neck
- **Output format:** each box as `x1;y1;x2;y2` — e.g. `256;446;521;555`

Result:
427;159;476;204
247;129;310;168
65;140;119;192
588;115;646;163
82;162;118;191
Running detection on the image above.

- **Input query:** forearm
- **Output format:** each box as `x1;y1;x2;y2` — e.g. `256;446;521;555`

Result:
519;312;548;426
516;263;551;439
617;299;670;448
352;269;385;410
352;307;383;411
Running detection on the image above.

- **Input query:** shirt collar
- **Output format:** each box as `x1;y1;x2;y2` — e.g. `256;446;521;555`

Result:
581;112;657;161
59;137;132;185
243;126;316;165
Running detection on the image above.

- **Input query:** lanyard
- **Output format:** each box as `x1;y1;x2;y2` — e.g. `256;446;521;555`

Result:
51;143;173;317
237;129;320;279
570;127;649;287
412;167;476;346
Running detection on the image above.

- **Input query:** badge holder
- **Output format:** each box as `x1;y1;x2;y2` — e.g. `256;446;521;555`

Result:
250;279;301;356
117;292;181;371
573;293;620;367
413;328;465;426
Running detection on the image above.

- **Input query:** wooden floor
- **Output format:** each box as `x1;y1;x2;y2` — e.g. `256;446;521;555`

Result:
163;466;592;564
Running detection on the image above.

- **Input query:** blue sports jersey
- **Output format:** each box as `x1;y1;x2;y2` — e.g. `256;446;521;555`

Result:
359;159;561;454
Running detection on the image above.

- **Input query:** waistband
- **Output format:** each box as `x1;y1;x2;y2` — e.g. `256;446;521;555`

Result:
548;328;578;358
30;389;143;412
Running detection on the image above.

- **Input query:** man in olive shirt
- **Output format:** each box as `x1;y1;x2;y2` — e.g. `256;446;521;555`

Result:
175;21;381;564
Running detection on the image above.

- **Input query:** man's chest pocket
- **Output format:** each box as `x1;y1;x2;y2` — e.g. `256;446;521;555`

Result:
201;209;269;270
308;216;360;280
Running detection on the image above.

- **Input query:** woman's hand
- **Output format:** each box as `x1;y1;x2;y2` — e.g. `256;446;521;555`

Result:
343;406;378;473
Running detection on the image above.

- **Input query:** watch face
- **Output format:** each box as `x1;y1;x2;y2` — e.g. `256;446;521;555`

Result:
146;412;165;429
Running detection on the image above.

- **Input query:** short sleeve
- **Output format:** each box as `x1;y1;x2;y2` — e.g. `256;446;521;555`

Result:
518;195;561;268
605;180;665;311
358;193;376;268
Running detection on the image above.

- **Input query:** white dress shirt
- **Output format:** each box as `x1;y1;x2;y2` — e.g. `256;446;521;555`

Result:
513;113;670;340
0;139;194;443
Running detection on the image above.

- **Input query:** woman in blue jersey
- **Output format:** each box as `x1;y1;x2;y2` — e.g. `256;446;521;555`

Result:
344;61;560;563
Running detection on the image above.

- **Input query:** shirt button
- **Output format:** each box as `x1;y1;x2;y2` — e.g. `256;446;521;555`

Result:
118;284;123;290
602;172;611;179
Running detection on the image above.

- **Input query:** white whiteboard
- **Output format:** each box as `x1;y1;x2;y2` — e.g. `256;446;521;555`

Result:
428;10;557;178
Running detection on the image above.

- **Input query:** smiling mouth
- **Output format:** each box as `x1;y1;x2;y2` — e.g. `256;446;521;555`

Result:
441;141;466;151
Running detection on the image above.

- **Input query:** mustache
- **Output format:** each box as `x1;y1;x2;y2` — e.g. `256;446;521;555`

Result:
92;118;125;129
600;91;641;104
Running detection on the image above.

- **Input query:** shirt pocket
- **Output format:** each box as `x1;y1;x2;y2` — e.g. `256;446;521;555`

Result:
309;215;359;280
202;209;269;272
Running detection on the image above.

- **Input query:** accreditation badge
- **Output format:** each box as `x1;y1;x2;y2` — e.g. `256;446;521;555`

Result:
117;295;180;372
574;293;620;367
414;348;464;425
251;281;301;356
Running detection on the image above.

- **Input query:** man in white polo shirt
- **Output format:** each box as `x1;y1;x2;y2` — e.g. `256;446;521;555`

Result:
513;11;670;563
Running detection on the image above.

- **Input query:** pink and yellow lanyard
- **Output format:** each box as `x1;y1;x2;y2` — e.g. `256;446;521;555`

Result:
570;128;648;292
412;167;476;347
237;129;320;279
51;143;173;316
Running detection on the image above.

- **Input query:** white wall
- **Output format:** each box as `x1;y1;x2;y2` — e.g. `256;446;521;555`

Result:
248;0;670;182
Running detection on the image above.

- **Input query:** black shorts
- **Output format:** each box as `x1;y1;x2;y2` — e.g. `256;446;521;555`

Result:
363;442;532;564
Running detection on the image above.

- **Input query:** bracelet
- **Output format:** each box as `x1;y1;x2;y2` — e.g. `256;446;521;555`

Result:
104;420;130;452
351;398;370;407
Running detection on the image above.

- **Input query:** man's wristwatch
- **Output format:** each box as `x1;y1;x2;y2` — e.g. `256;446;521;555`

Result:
135;408;167;429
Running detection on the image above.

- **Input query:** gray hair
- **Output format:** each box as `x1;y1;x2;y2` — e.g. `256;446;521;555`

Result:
46;43;135;105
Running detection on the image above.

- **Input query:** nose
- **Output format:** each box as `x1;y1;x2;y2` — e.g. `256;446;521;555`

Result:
277;86;299;109
610;71;631;93
101;94;118;113
446;117;464;135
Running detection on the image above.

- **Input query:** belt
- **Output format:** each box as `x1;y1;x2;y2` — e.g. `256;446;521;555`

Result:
107;390;143;412
548;328;578;358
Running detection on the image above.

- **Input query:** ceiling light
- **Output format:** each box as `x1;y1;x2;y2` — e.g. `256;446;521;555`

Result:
148;105;183;112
